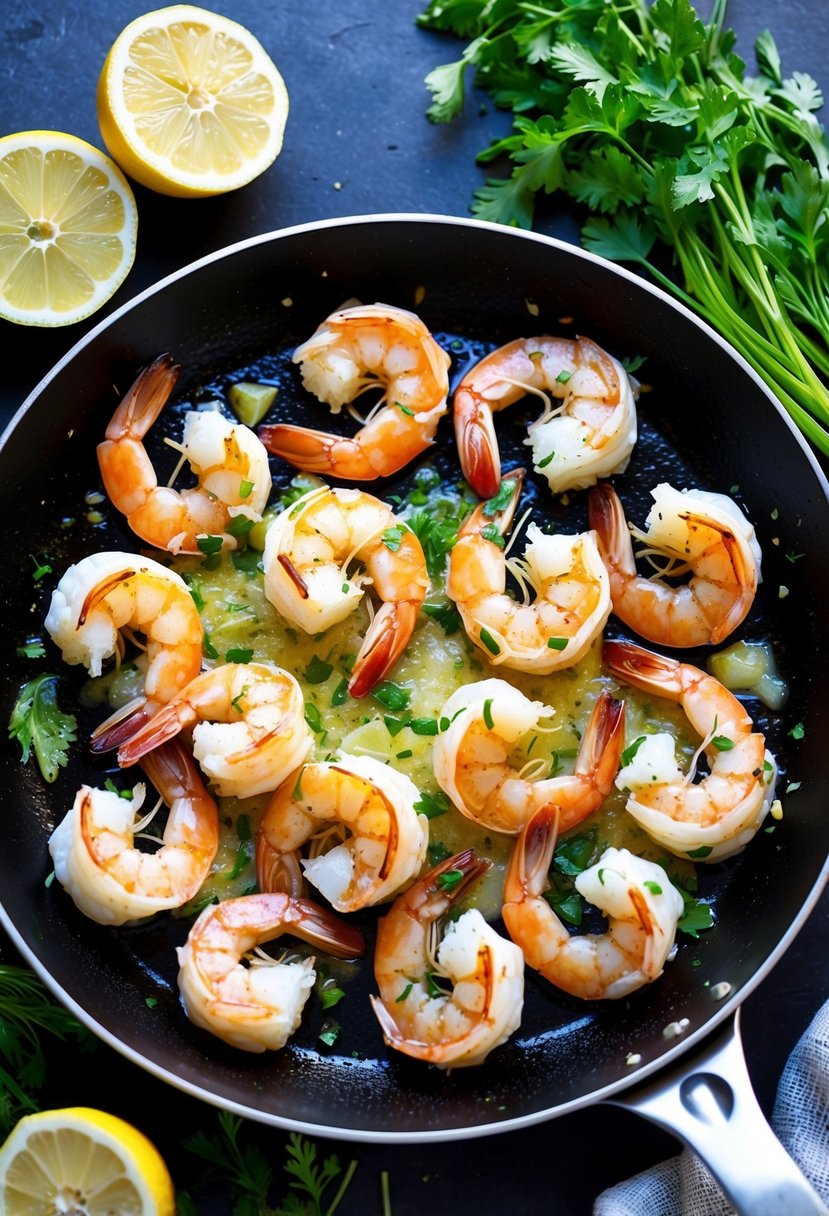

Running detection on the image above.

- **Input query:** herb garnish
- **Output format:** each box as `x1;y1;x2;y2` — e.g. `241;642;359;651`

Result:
419;0;829;454
9;675;77;783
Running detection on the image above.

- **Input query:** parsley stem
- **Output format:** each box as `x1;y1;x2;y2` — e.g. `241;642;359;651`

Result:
326;1158;359;1216
380;1169;392;1216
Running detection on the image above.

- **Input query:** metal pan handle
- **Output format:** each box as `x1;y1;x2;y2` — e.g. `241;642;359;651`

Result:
608;1009;828;1216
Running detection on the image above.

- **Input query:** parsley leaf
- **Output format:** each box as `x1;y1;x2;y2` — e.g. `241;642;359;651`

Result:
9;675;77;783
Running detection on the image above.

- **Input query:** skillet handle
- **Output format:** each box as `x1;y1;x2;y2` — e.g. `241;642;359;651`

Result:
608;1008;828;1216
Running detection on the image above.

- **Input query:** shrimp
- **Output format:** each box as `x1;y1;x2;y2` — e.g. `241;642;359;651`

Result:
116;663;313;799
44;551;203;751
256;753;429;912
258;303;451;479
262;485;429;697
48;738;218;926
605;639;778;861
453;335;637;499
503;808;684;999
447;469;611;672
589;482;762;648
370;850;524;1069
433;682;624;834
97;353;272;554
176;892;365;1053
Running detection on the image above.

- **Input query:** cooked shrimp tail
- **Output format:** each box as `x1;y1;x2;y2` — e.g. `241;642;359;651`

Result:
176;892;364;1052
589;481;761;647
48;737;219;926
117;663;313;800
90;696;152;754
255;843;306;899
348;598;419;698
98;354;271;554
448;468;610;674
262;485;428;697
259;303;451;481
503;806;684;999
453;335;637;499
605;638;777;861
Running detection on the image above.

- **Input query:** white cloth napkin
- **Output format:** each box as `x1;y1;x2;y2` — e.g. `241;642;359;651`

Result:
594;999;829;1215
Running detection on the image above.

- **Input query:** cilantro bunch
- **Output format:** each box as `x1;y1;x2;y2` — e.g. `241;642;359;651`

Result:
419;0;829;454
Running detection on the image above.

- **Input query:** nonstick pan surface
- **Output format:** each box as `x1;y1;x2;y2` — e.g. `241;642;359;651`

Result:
1;215;827;1141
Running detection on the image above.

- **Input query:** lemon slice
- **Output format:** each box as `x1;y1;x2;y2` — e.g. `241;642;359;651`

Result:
97;5;289;198
0;1107;175;1216
0;131;137;327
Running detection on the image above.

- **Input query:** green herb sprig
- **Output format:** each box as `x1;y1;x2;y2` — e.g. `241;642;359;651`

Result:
420;0;829;453
9;675;77;783
184;1113;358;1216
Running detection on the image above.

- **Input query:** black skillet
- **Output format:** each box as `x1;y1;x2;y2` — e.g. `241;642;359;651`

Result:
1;215;827;1212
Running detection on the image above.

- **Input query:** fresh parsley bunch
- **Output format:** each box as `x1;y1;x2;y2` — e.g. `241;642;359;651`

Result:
419;0;829;454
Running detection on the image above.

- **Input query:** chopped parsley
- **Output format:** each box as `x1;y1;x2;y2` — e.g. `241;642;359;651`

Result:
304;655;334;684
371;681;411;712
414;790;452;819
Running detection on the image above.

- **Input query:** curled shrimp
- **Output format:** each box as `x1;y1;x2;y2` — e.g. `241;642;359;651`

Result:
256;753;429;912
447;469;611;672
116;662;313;799
503;807;684;999
258;303;451;479
262;485;429;697
44;551;203;751
454;335;637;499
97;353;272;554
606;639;778;861
176;892;365;1053
589;482;762;648
433;682;624;834
48;738;218;926
370;850;524;1069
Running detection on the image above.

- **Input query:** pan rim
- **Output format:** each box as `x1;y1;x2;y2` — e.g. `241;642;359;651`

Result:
2;211;828;1142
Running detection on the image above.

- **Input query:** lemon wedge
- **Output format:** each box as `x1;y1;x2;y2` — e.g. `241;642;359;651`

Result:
0;1106;175;1216
0;131;137;327
97;5;289;198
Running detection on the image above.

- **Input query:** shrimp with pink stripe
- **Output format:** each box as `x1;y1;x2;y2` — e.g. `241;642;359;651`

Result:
117;662;313;800
256;753;429;912
503;806;683;999
177;892;365;1053
49;738;218;926
453;335;637;499
259;302;451;480
262;484;428;697
605;639;777;862
433;683;624;835
589;482;761;648
44;550;203;752
370;850;524;1069
447;468;611;672
98;353;271;554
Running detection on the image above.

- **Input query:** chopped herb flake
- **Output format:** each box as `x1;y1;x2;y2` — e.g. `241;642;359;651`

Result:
414;790;452;819
479;627;501;656
304;655;334;684
226;647;254;664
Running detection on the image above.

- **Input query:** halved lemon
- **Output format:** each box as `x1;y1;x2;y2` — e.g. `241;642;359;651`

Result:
97;5;289;198
0;131;137;327
0;1106;175;1215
